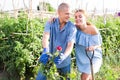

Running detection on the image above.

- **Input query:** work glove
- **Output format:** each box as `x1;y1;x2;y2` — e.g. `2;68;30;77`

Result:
54;53;67;65
39;48;49;65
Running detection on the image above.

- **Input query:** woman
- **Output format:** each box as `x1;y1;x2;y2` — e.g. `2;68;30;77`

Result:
74;9;102;80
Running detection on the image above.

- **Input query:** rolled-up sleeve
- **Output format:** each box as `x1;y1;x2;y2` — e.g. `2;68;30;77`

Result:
44;21;51;33
67;25;77;43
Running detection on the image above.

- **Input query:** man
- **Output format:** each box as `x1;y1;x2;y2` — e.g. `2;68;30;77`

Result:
36;3;77;80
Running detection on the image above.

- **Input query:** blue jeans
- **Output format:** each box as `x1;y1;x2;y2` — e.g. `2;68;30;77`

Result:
36;64;70;80
36;72;46;80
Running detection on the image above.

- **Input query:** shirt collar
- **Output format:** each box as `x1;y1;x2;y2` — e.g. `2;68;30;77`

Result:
56;18;69;32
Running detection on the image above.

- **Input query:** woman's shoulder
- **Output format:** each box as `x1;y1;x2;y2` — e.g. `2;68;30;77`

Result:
88;25;99;35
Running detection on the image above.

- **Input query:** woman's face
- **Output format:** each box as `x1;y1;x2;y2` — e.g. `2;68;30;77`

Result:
74;12;86;26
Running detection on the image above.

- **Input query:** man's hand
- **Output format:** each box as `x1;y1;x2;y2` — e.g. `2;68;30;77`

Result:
54;53;67;65
39;48;49;65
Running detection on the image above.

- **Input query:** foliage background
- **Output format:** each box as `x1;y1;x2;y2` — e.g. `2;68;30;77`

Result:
0;12;120;80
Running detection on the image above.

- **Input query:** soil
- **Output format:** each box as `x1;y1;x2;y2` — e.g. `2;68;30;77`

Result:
0;63;9;80
0;71;9;80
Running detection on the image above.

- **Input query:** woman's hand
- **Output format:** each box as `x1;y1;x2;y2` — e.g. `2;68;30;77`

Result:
86;46;96;51
86;45;101;51
48;17;56;23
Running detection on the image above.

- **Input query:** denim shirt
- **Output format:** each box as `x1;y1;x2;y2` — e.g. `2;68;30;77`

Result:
44;18;77;68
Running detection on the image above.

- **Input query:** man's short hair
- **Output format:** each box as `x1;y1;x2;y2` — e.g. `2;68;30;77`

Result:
58;3;69;11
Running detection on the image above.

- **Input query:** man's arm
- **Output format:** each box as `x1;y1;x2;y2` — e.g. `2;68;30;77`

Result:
42;32;50;49
39;32;50;65
64;41;74;57
61;27;77;58
54;41;74;65
63;25;77;56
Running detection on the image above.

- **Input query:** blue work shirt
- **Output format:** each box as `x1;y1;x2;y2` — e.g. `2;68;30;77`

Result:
44;18;77;68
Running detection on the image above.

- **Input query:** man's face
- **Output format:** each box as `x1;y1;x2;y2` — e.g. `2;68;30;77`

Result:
58;8;70;23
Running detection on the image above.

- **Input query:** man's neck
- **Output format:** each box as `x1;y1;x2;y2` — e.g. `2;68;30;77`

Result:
59;19;66;30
